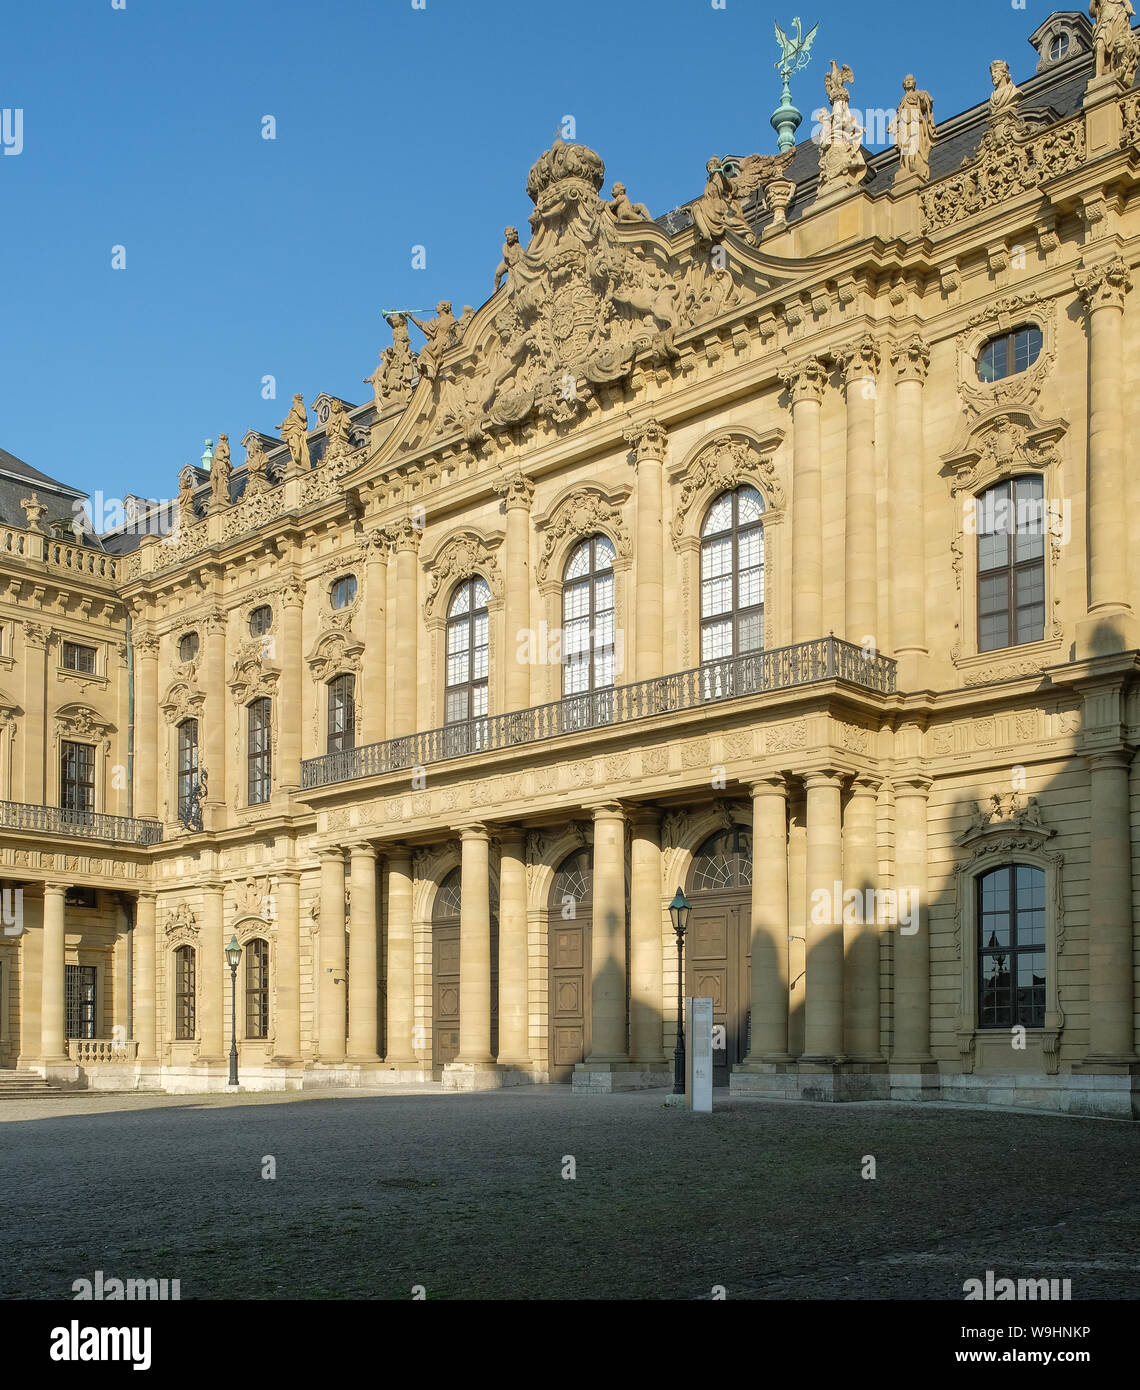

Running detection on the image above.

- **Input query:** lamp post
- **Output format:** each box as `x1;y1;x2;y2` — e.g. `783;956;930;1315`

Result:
225;934;242;1087
668;887;691;1095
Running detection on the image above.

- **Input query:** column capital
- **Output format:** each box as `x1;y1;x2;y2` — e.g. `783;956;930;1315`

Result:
384;843;414;868
627;806;661;833
749;773;789;798
780;355;829;405
455;821;490;841
835;332;882;388
1085;747;1134;774
892;773;933;798
279;578;304;609
384;516;424;553
348;841;379;861
890;332;931;383
849;773;883;796
135;886;158;903
363;526;391;559
622;416;668;464
495;826;527;853
319;845;346;865
583;799;625;822
801;769;846;792
1074;255;1132;313
275;868;302;886
41;879;70;896
492;470;535;509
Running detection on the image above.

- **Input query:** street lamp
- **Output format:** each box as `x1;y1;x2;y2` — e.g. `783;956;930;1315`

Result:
668;887;691;1095
225;934;242;1087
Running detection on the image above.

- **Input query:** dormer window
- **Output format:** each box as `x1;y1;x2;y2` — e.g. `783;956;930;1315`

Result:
1049;33;1070;62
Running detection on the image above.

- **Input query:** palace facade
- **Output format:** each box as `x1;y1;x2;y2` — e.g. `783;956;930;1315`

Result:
2;10;1139;1116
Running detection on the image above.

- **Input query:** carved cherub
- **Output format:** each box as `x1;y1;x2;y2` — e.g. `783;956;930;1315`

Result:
277;393;311;471
607;181;652;223
408;301;459;380
209;433;232;507
493;226;522;293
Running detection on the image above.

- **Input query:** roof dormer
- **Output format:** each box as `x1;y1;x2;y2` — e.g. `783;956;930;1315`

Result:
1028;11;1094;72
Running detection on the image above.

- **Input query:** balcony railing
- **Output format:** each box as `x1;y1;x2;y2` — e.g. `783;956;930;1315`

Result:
0;801;163;846
69;1038;139;1064
301;636;897;791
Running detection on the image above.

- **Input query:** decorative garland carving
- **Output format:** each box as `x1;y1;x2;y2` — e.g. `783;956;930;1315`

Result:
670;431;784;550
956;293;1056;416
535;488;631;584
163;903;199;947
423;531;505;620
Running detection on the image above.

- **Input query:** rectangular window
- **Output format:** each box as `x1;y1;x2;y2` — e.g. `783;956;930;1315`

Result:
60;740;96;813
247;699;272;804
327;676;355;755
174;947;196;1041
976;478;1046;653
62;642;97;674
177;720;199;823
977;865;1047;1029
245;939;269;1039
65;964;97;1039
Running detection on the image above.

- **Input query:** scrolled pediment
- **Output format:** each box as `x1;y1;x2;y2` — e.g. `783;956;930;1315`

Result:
423;529;505;620
670;428;785;550
942;407;1068;497
534;485;632;585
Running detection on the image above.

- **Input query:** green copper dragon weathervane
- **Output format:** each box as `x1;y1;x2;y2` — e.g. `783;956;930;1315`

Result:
772;16;820;153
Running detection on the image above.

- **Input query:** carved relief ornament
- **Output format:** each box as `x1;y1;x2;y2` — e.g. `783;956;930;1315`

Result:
534;487;631;585
956;293;1055;416
670;429;785;550
423;530;505;621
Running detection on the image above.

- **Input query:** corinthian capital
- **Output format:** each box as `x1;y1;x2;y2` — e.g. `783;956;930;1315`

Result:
835;333;882;388
890;333;931;383
622;417;668;464
384;516;423;553
491;470;535;509
780;356;829;405
1074;255;1133;313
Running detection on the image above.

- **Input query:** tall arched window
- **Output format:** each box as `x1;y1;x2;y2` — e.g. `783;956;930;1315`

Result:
247;698;272;804
976;476;1045;652
446;577;491;724
327;674;355;754
245;937;269;1039
563;535;616;698
177;719;199;823
174;945;196;1041
701;485;765;667
977;865;1045;1028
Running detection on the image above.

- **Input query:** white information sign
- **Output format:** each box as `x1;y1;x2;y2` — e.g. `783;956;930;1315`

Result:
685;996;714;1113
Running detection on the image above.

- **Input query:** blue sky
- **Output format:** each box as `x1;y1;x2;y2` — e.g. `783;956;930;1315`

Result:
1;0;1054;507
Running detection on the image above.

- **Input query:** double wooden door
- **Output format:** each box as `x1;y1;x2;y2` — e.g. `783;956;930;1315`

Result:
686;898;750;1086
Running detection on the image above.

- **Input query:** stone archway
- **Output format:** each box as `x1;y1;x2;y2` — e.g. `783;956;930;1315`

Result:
685;824;752;1086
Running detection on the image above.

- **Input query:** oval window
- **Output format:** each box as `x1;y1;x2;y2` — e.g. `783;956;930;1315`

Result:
976;325;1043;383
330;575;358;609
178;631;200;662
249;605;273;637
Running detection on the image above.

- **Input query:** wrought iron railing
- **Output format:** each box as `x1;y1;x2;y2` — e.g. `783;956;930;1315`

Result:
0;801;163;845
301;636;896;791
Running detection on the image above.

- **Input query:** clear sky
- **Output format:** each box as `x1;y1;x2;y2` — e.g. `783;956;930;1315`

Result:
0;0;1057;508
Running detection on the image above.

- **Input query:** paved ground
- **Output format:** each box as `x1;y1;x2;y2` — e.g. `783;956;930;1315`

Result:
2;1087;1138;1300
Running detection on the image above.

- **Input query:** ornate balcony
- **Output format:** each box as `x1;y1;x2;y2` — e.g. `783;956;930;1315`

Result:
0;801;163;846
301;636;897;791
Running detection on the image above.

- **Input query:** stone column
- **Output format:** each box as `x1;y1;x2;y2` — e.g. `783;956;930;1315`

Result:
496;829;530;1069
843;776;883;1062
891;777;932;1063
40;881;67;1062
384;847;417;1066
389;520;421;738
202;610;228;815
741;776;792;1064
277;582;304;793
888;336;930;683
455;824;494;1065
134;889;157;1063
629;810;665;1068
1075;258;1136;655
802;771;845;1063
838;337;880;647
20;623;49;804
1085;751;1137;1061
318;849;347;1063
494;474;535;712
346;843;380;1062
782;358;828;644
273;868;301;1062
135;632;159;819
199;881;225;1061
625;419;667;682
586;802;628;1063
361;531;388;744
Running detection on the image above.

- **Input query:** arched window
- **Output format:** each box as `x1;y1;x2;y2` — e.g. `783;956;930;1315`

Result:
689;825;753;894
249;605;273;638
1049;32;1070;62
446;577;491;725
976;476;1045;652
563;535;616;697
174;945;196;1041
977;865;1045;1029
327;674;355;754
700;486;765;666
177;719;199;823
330;574;357;610
245;937;269;1039
247;698;272;804
976;325;1043;383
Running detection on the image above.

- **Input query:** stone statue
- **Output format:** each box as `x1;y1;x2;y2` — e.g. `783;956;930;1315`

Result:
277;393;311;471
894;74;935;182
1091;0;1140;87
408;301;460;380
607;181;652;223
324;398;352;459
819;61;866;193
244;435;270;495
824;59;855;115
493;227;522;293
366;312;417;409
177;469;197;526
691;153;794;246
209;433;232;507
989;60;1020;118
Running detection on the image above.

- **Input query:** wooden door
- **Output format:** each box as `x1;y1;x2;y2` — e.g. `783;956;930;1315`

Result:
432;922;460;1074
549;912;590;1083
686;901;750;1086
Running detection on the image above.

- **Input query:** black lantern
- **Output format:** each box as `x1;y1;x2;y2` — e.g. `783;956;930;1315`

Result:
668;887;691;1095
225;934;242;1086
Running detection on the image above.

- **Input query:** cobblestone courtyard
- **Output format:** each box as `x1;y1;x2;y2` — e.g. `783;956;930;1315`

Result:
2;1088;1138;1301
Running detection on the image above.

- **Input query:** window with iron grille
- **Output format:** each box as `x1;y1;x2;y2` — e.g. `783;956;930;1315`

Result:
65;964;97;1039
977;865;1046;1029
327;674;356;754
177;719;199;821
247;698;272;804
60;740;95;812
245;938;269;1039
174;945;196;1040
62;641;97;674
976;476;1046;652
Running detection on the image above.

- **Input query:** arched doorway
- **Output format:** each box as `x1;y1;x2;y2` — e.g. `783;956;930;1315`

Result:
547;847;592;1083
685;825;752;1086
431;867;499;1077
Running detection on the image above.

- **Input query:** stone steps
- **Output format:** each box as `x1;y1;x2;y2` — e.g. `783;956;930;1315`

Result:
0;1070;65;1098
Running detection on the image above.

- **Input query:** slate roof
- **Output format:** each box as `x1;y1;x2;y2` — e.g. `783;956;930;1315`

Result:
0;446;90;538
